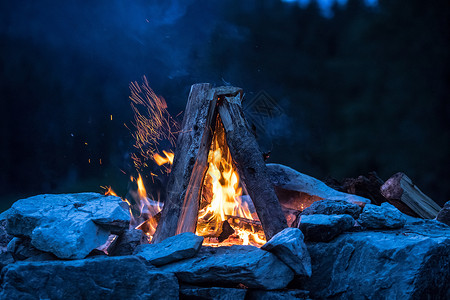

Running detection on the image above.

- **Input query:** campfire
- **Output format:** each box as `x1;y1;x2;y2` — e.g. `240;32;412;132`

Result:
120;82;288;246
1;79;448;299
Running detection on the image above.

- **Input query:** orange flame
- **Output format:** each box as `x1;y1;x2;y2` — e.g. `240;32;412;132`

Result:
130;174;163;242
153;150;174;166
102;186;118;197
196;121;266;247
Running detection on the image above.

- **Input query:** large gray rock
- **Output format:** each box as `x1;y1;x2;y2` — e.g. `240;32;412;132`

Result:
6;193;130;259
301;199;362;219
298;220;450;299
160;245;294;290
299;214;354;242
0;256;179;299
436;201;450;226
267;164;370;205
180;285;246;300
358;202;407;229
135;232;203;266
261;228;311;276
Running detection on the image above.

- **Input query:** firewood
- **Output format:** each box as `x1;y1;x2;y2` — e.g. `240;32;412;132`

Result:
152;84;217;243
218;92;288;240
380;173;441;219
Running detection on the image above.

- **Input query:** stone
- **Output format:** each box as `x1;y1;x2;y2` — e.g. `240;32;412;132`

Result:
6;237;56;261
180;285;246;300
267;163;370;206
357;202;407;229
160;245;294;290
0;256;179;299
246;290;310;300
301;199;362;219
135;232;203;266
0;249;14;272
110;229;145;256
261;228;311;276
436;201;450;226
6;193;130;259
298;220;450;299
299;214;354;242
0;219;12;250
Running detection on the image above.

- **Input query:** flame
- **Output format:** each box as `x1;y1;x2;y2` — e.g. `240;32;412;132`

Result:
196;121;266;247
130;174;163;242
153;150;174;166
102;186;118;197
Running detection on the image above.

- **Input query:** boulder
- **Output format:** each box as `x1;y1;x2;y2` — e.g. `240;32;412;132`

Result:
6;193;130;259
357;202;406;229
246;290;310;300
261;228;311;276
301;199;362;219
135;232;203;266
160;245;294;290
298;220;450;299
180;285;246;300
267;164;370;206
0;256;179;299
298;214;354;242
436;201;450;226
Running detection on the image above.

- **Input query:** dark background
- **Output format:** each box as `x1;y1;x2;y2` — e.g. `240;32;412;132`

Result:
1;0;449;210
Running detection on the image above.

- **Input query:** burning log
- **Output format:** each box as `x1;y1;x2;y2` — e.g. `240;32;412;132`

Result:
153;84;217;243
218;92;288;240
380;173;441;219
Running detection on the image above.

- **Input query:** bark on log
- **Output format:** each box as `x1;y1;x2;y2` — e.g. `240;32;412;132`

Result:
218;92;288;240
152;84;217;243
380;172;441;219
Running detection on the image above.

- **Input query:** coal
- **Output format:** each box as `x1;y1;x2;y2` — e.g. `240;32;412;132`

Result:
299;220;450;299
299;214;355;242
160;245;294;290
357;202;406;229
261;228;311;277
0;256;179;299
135;232;204;266
6;193;130;259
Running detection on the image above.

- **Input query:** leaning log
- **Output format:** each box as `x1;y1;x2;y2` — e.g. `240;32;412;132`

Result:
152;84;217;243
380;172;441;219
218;91;288;240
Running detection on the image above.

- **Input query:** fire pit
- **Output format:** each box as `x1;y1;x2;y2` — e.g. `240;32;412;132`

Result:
0;83;449;299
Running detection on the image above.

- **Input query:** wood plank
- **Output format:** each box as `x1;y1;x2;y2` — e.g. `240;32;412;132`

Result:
380;172;441;219
218;91;288;240
152;83;217;243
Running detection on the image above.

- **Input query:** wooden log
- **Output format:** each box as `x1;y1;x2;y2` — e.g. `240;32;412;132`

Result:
152;83;217;243
218;91;288;240
380;172;441;219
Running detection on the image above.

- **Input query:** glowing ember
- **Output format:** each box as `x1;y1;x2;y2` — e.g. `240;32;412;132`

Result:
101;186;118;197
129;76;179;174
196;120;266;247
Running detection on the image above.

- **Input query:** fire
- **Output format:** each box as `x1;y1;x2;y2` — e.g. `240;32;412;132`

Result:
102;186;118;197
153;150;174;166
196;120;266;247
131;174;163;242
